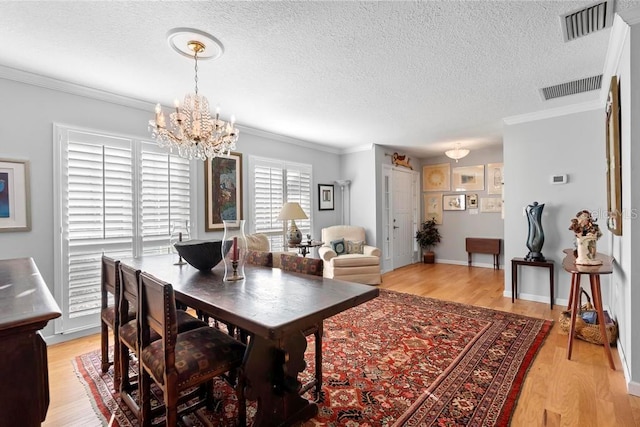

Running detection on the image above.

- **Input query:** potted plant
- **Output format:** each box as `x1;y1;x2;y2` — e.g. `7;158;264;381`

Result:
416;218;442;263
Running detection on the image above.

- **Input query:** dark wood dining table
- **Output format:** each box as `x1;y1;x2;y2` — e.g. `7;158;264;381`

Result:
121;254;379;426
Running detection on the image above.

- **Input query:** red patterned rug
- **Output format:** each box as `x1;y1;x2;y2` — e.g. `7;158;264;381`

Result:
74;290;551;426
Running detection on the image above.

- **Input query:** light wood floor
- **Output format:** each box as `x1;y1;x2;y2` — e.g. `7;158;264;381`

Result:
43;263;640;427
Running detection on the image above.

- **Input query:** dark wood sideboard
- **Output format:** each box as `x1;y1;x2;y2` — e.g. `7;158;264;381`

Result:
0;258;61;427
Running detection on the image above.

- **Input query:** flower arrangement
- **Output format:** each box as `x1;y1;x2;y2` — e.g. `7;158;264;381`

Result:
569;210;602;239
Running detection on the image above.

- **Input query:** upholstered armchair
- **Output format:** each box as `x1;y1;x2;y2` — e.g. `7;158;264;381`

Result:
318;225;381;285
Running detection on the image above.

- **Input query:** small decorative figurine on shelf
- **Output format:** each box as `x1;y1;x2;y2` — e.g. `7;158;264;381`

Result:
569;210;603;265
385;152;413;170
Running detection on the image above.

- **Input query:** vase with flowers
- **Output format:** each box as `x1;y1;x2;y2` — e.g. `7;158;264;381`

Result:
569;210;603;265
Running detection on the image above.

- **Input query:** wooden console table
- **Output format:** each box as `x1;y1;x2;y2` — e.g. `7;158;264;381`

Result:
465;238;501;269
0;258;62;426
511;257;555;309
562;249;615;370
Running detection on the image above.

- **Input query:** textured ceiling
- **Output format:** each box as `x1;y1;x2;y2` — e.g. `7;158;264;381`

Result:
1;1;639;157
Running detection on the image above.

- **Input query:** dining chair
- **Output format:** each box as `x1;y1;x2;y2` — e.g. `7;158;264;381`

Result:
138;272;247;427
118;263;207;418
279;253;324;399
100;256;131;391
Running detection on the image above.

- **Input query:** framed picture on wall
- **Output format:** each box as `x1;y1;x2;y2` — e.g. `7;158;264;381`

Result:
423;192;443;224
606;75;622;235
422;163;451;191
205;152;242;231
0;158;31;232
486;163;503;195
443;194;466;211
452;165;485;191
318;184;335;210
480;197;502;213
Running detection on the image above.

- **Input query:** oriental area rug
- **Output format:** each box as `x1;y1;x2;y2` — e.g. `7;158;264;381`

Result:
74;290;551;426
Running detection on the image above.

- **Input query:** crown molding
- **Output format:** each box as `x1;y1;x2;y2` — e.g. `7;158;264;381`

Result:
600;14;630;103
238;125;341;154
502;100;601;125
618;5;640;25
342;143;374;154
0;64;154;112
0;64;343;155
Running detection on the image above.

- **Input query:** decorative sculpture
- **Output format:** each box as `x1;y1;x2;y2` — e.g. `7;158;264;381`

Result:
525;201;546;262
385;152;413;169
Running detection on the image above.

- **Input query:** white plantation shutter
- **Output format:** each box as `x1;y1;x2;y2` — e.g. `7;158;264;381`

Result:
250;157;312;252
139;143;191;255
55;126;190;334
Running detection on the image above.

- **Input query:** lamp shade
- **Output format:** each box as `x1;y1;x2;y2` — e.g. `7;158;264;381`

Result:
277;202;308;221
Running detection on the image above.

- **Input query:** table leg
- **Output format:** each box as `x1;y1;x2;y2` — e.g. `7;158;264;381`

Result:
468;252;472;267
511;261;517;303
244;331;318;426
590;275;616;370
567;273;581;361
549;264;554;310
567;273;577;311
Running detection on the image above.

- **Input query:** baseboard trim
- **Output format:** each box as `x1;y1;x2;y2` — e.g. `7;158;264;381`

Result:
44;325;100;345
502;290;568;308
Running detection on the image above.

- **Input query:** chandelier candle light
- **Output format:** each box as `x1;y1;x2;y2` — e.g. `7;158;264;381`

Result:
149;29;239;161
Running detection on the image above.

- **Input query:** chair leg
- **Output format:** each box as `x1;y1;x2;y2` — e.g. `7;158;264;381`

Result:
236;368;246;427
314;323;323;399
100;321;110;373
140;368;152;427
112;329;121;391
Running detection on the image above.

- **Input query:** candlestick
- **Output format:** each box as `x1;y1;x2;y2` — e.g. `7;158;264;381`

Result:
232;236;238;261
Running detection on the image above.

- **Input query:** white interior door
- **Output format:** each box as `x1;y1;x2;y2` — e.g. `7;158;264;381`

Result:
392;168;416;269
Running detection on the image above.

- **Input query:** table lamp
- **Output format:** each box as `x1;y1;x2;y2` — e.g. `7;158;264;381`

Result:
277;202;308;246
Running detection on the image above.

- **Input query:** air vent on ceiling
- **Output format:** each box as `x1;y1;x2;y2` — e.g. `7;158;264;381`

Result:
561;0;615;42
540;75;602;100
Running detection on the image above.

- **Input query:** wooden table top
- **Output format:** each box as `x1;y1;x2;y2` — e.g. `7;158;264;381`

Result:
122;254;379;340
561;248;614;275
0;257;61;333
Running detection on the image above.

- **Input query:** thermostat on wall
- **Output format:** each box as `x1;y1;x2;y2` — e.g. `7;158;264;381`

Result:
551;174;568;185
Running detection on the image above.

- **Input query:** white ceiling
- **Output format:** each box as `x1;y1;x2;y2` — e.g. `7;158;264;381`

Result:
1;1;639;157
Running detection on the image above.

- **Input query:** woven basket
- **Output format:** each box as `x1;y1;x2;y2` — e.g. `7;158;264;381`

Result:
559;288;617;346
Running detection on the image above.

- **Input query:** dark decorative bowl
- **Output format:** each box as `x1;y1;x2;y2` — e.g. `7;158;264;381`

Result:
174;239;225;271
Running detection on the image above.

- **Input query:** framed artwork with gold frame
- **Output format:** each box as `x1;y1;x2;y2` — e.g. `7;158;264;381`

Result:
423;192;443;224
205;152;242;231
423;163;450;191
606;75;622;236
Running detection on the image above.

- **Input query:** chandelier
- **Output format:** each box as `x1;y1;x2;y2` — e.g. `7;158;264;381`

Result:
149;34;239;161
445;143;470;163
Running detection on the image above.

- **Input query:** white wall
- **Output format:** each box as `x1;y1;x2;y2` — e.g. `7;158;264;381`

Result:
503;109;606;307
341;146;378;245
419;146;504;267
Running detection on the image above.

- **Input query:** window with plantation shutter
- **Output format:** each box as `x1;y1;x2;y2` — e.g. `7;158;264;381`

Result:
249;157;312;252
54;125;191;334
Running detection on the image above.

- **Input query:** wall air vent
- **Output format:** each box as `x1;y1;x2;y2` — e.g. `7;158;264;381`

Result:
540;75;602;100
561;0;615;42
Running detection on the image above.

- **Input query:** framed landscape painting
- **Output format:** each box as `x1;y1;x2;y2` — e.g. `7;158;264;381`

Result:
205;152;242;231
453;165;484;191
0;158;31;232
